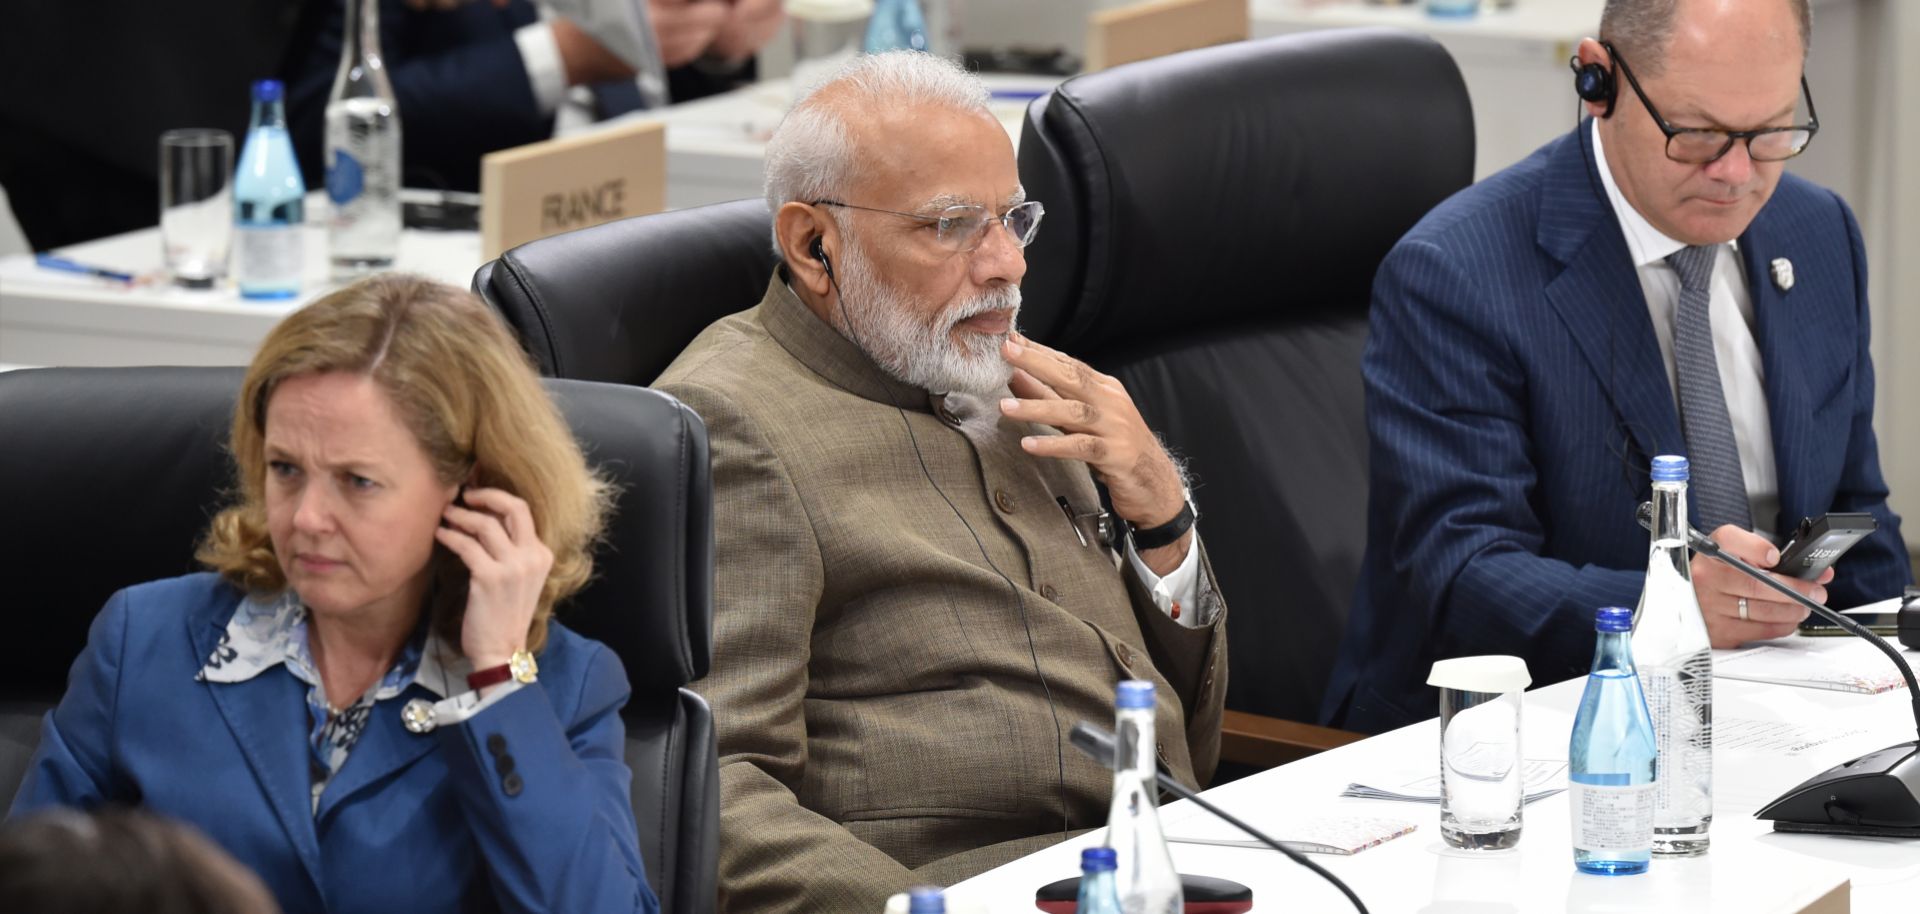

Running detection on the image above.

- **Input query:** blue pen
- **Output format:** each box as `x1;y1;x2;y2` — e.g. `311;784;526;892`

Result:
35;253;135;284
989;89;1049;102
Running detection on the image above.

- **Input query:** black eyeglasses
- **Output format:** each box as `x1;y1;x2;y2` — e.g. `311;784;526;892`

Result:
810;199;1045;252
1607;42;1819;165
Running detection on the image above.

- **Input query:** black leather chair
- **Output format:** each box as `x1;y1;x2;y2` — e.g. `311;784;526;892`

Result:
473;199;779;386
0;367;718;914
1017;28;1475;762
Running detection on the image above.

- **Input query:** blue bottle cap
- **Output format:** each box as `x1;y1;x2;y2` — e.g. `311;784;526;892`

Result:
1081;846;1118;872
252;79;285;103
1116;679;1155;710
906;886;944;914
1596;606;1634;632
1651;455;1689;482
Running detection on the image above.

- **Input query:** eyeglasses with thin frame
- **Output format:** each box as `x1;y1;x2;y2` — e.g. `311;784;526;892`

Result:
810;199;1046;252
1606;42;1819;165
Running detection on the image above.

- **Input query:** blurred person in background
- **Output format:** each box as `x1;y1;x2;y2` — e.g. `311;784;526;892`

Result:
0;808;281;914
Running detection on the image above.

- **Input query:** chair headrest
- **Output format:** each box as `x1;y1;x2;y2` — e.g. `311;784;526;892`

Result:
1018;28;1475;353
476;199;778;384
0;368;711;696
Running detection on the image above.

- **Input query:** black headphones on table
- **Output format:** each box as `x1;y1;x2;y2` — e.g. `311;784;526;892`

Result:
1569;40;1619;118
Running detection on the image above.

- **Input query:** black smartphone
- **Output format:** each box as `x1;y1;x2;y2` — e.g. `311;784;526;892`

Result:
1775;512;1876;580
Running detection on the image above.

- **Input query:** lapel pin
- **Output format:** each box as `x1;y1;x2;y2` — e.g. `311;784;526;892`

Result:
1770;257;1794;293
402;698;437;734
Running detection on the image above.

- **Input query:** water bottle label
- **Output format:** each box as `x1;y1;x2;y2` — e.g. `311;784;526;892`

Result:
1571;782;1655;856
235;225;303;290
327;151;365;205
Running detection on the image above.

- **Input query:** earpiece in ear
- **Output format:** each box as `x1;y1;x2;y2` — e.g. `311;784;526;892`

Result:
810;237;833;278
1569;49;1617;118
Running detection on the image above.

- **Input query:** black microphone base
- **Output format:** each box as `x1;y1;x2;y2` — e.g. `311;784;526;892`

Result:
1754;741;1920;838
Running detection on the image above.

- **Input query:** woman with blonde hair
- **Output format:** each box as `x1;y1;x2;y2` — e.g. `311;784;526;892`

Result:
8;275;658;914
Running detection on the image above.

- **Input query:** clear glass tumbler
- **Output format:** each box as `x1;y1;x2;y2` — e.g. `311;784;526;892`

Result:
1430;655;1532;851
159;128;235;288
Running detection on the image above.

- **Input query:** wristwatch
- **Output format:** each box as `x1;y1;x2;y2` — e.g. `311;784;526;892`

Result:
468;649;539;692
1127;499;1197;551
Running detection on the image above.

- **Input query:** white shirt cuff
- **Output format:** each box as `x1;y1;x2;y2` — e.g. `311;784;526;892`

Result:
514;21;568;115
1125;529;1206;628
431;679;526;726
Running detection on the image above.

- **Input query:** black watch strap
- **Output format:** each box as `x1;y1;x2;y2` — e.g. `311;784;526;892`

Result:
1127;500;1196;551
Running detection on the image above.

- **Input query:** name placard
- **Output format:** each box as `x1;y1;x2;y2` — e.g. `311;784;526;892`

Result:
1085;0;1250;72
479;118;666;259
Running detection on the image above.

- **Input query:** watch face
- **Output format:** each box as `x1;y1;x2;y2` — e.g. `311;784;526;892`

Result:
509;650;539;684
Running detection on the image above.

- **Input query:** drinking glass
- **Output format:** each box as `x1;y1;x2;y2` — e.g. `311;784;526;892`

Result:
160;128;235;288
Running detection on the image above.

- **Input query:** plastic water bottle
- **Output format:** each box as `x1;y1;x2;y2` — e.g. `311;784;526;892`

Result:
1632;455;1714;856
1570;606;1658;875
865;0;929;52
1107;680;1180;914
1076;847;1124;914
233;79;304;300
325;0;402;278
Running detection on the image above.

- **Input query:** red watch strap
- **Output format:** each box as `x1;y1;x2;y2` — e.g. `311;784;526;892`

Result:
467;663;513;691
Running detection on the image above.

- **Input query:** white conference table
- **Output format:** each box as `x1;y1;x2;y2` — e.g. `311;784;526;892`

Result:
950;639;1920;913
598;72;1061;211
0;203;481;368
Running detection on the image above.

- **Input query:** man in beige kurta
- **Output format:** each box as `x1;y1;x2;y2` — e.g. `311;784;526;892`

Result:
653;52;1228;912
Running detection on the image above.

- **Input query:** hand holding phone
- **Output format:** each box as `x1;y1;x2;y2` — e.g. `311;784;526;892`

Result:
1775;512;1876;581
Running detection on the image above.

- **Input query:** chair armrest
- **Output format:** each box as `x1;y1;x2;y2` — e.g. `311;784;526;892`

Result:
1219;709;1366;769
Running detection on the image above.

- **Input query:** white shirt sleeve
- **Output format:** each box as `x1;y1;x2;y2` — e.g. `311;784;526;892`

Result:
431;679;527;726
1125;530;1207;628
514;21;568;115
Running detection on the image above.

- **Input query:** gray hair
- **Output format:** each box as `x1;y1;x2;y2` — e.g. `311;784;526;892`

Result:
762;51;993;257
1600;0;1810;76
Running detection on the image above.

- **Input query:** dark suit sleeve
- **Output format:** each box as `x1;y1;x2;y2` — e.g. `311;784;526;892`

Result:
1123;538;1226;786
1823;196;1912;604
286;0;552;192
1366;239;1643;676
438;643;658;914
657;381;918;914
8;589;133;816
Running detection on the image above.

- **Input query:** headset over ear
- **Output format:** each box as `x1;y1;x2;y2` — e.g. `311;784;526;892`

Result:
1570;41;1618;118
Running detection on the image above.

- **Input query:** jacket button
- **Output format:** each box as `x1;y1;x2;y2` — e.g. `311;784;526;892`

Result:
1115;643;1133;667
1040;583;1059;601
502;772;524;797
994;489;1016;513
1156;741;1167;760
486;733;507;756
495;753;516;776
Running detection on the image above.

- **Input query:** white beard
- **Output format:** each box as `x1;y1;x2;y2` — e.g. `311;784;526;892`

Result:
830;240;1022;397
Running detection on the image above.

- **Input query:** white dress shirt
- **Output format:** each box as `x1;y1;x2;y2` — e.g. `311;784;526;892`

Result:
1591;120;1781;534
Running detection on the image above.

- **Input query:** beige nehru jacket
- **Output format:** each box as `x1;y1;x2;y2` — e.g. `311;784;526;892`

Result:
653;275;1228;913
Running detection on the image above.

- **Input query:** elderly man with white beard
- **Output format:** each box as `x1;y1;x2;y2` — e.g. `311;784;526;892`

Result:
651;51;1228;912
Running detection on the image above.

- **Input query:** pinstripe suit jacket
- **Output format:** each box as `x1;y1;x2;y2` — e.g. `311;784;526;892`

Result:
1325;123;1910;733
653;275;1227;912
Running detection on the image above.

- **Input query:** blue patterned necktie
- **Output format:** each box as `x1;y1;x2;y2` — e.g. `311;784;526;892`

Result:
1665;244;1753;532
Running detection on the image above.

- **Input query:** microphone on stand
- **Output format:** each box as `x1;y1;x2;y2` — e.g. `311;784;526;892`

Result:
1066;722;1369;914
1636;503;1920;837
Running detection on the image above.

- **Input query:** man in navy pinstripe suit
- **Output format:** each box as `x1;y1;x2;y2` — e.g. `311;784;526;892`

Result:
1325;0;1911;733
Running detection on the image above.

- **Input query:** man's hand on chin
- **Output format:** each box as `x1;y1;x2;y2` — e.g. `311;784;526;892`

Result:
996;332;1192;575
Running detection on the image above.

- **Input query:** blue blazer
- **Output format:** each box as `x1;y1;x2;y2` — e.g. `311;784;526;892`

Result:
9;573;659;914
1324;123;1911;733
